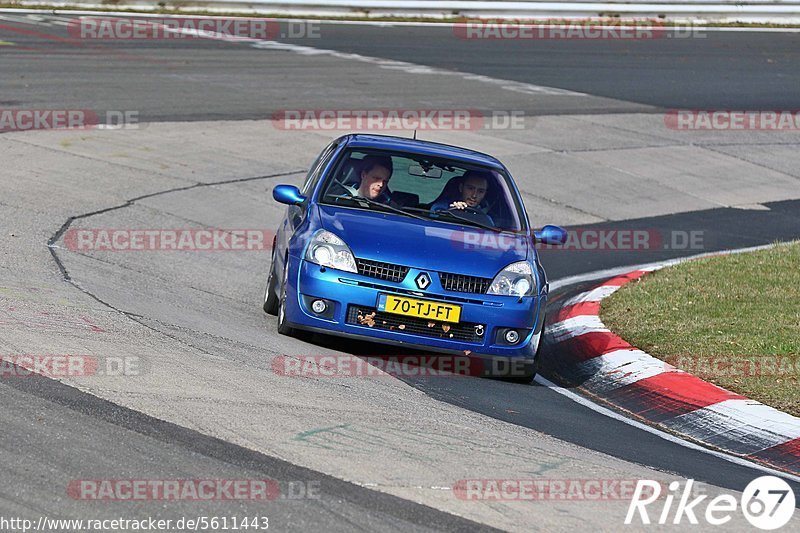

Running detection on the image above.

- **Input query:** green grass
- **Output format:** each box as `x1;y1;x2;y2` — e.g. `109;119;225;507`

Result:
601;242;800;416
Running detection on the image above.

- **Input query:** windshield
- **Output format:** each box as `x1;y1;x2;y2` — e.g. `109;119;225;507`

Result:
319;148;527;232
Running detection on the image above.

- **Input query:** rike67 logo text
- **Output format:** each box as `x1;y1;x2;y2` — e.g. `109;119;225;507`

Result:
626;477;795;530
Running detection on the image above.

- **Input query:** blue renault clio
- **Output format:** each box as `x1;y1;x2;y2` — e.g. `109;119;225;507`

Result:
264;134;566;380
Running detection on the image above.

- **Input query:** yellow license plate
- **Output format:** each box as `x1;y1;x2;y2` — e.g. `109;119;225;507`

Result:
378;294;461;323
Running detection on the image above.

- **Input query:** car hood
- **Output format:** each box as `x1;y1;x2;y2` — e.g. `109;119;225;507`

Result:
317;205;529;278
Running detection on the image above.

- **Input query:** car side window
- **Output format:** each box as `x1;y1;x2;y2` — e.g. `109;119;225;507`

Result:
301;142;338;196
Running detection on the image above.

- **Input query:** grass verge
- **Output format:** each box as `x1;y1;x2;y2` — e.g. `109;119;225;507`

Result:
601;242;800;417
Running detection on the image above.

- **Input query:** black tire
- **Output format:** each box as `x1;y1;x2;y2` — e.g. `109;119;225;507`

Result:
527;322;547;380
263;249;279;315
277;257;295;337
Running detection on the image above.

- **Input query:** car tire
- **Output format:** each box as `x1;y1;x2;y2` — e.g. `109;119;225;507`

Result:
263;248;280;316
277;256;296;337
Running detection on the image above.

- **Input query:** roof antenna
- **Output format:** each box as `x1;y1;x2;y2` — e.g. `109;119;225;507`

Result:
413;129;417;140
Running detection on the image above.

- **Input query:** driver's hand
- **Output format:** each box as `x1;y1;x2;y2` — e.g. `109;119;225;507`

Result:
449;201;468;210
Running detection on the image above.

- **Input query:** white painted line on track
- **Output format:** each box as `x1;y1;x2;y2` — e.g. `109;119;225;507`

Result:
9;10;798;102
534;374;800;484
0;13;52;25
53;9;587;97
249;39;587;96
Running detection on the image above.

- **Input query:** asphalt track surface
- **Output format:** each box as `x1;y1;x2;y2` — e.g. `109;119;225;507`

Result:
2;12;800;532
261;24;800;111
2;17;800;118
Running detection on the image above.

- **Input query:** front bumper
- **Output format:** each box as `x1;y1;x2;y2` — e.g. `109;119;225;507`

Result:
283;258;547;359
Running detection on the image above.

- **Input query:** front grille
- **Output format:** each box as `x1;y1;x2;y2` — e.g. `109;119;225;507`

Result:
347;305;485;344
356;258;409;283
439;272;492;294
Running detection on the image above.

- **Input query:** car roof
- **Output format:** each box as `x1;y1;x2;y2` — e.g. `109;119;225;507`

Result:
339;134;506;170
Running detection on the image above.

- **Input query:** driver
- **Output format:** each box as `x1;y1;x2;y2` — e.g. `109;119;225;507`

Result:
431;170;494;224
355;155;393;202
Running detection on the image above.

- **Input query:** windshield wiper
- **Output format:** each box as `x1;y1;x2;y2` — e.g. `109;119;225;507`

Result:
403;206;504;233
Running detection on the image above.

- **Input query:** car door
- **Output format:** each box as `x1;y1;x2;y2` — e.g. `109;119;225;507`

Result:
275;140;340;276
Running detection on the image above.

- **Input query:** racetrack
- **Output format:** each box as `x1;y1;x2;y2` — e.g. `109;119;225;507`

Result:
2;12;800;532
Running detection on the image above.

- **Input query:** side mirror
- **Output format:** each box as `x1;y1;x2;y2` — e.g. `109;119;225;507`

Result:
273;184;306;206
534;224;568;245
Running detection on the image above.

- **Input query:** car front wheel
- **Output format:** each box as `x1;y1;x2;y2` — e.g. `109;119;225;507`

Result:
277;257;295;337
519;323;546;382
263;248;279;316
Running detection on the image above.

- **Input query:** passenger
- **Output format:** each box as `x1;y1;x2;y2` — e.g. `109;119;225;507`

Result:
431;170;494;224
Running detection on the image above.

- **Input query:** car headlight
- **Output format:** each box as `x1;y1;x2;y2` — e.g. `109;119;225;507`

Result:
305;230;358;273
487;261;535;297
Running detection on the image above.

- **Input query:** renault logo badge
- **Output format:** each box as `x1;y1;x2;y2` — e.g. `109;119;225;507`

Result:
415;272;431;290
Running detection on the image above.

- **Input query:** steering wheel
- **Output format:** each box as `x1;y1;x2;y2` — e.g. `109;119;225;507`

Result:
449;206;494;227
